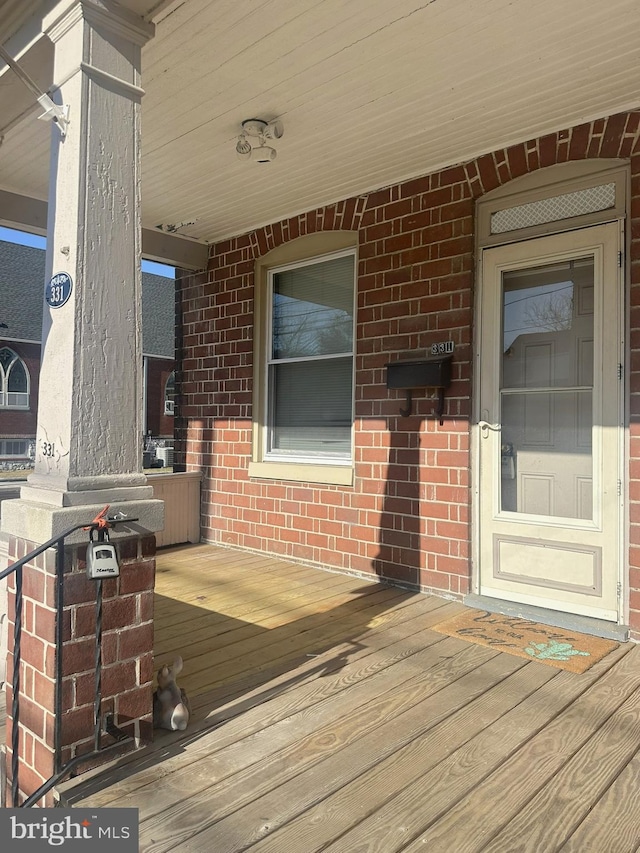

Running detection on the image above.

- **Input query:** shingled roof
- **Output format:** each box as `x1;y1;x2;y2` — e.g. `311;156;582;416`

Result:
0;240;175;358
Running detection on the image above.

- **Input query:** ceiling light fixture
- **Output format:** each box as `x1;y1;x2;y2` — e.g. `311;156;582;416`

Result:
235;118;283;163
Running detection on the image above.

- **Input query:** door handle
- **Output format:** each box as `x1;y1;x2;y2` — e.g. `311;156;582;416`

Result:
479;420;501;438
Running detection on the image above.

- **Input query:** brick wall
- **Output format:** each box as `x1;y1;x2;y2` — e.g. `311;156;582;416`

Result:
5;535;155;806
177;110;640;632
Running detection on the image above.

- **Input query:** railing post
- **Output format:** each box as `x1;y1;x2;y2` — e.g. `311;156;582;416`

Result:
11;563;22;808
93;578;104;753
54;539;65;775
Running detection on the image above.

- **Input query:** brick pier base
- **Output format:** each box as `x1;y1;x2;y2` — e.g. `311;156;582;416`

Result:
5;534;155;806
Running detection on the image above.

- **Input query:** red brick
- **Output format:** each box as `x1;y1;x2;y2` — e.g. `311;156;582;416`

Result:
21;633;46;671
64;572;97;607
101;660;138;698
477;154;500;193
118;623;154;661
601;113;628;158
116;685;153;722
33;740;55;781
60;704;94;745
568;123;590;160
102;595;137;631
62;638;96;676
506;143;528;179
119;560;155;594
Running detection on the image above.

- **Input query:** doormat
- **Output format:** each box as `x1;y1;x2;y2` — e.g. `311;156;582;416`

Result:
432;609;618;673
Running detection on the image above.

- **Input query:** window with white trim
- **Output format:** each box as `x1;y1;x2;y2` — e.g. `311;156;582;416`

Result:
265;251;355;463
0;347;29;408
0;439;29;458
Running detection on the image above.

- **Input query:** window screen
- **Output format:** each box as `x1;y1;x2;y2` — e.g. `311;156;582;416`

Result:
267;253;355;460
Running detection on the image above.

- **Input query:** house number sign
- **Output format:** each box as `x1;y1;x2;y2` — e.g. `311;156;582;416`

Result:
431;341;454;355
46;272;73;308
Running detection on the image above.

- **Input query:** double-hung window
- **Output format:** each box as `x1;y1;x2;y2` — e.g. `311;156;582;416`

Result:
265;251;355;464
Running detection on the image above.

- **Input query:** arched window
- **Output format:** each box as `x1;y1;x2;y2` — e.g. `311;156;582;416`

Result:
0;347;29;408
164;371;175;415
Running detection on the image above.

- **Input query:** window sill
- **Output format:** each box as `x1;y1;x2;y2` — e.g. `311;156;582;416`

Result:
248;460;354;486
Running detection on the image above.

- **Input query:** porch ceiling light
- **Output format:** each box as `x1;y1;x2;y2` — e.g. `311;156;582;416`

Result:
236;118;283;163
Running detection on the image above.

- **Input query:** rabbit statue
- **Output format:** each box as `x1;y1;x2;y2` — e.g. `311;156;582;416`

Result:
153;656;191;731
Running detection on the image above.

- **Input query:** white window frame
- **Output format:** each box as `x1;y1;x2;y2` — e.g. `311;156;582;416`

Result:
249;232;358;485
263;250;356;466
0;347;30;409
0;439;29;458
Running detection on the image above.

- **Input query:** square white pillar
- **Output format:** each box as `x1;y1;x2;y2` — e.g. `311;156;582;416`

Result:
3;0;163;537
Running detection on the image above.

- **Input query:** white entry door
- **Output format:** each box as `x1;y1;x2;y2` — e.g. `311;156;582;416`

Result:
478;223;622;621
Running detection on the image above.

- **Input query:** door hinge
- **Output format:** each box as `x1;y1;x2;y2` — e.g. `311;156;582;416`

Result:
617;582;622;598
617;479;622;497
618;364;623;381
618;251;623;268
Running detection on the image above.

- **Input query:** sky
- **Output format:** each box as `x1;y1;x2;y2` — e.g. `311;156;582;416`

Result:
0;226;174;278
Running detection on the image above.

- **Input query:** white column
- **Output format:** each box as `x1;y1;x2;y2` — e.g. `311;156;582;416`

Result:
2;0;162;540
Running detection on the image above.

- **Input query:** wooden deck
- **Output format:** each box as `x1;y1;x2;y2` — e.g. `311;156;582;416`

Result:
59;543;640;852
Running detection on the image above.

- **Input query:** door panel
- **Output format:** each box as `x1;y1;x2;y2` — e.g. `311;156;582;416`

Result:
478;223;621;621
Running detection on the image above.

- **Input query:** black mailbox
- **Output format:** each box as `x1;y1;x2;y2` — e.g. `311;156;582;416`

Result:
385;355;453;420
386;355;453;390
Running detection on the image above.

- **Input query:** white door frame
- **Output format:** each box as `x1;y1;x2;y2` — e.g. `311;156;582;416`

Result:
471;216;626;624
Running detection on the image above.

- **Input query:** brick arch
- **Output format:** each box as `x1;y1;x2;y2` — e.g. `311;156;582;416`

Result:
248;194;370;258
463;110;640;199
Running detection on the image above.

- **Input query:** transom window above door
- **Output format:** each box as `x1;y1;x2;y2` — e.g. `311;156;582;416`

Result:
265;251;355;463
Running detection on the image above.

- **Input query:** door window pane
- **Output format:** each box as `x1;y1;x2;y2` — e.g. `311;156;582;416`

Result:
503;258;593;389
501;391;592;519
501;257;595;519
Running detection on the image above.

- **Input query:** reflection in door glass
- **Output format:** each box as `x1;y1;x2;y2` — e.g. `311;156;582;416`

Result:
501;258;594;519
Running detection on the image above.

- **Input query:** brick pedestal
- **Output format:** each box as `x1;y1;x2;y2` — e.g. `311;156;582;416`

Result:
5;533;155;806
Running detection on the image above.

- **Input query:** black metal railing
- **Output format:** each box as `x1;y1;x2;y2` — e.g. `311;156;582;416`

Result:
0;514;137;807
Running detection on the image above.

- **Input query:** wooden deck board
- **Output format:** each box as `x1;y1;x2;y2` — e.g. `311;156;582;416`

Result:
61;598;461;808
173;654;534;853
162;586;415;696
558;751;640;852
58;544;640;853
82;635;495;815
479;679;640;852
241;660;560;853
399;643;636;853
135;643;507;852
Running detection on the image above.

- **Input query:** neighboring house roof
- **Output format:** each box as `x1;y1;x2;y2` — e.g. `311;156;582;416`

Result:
141;270;176;359
0;240;175;359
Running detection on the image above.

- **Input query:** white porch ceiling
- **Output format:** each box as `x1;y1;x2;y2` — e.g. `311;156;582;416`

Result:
0;0;639;248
